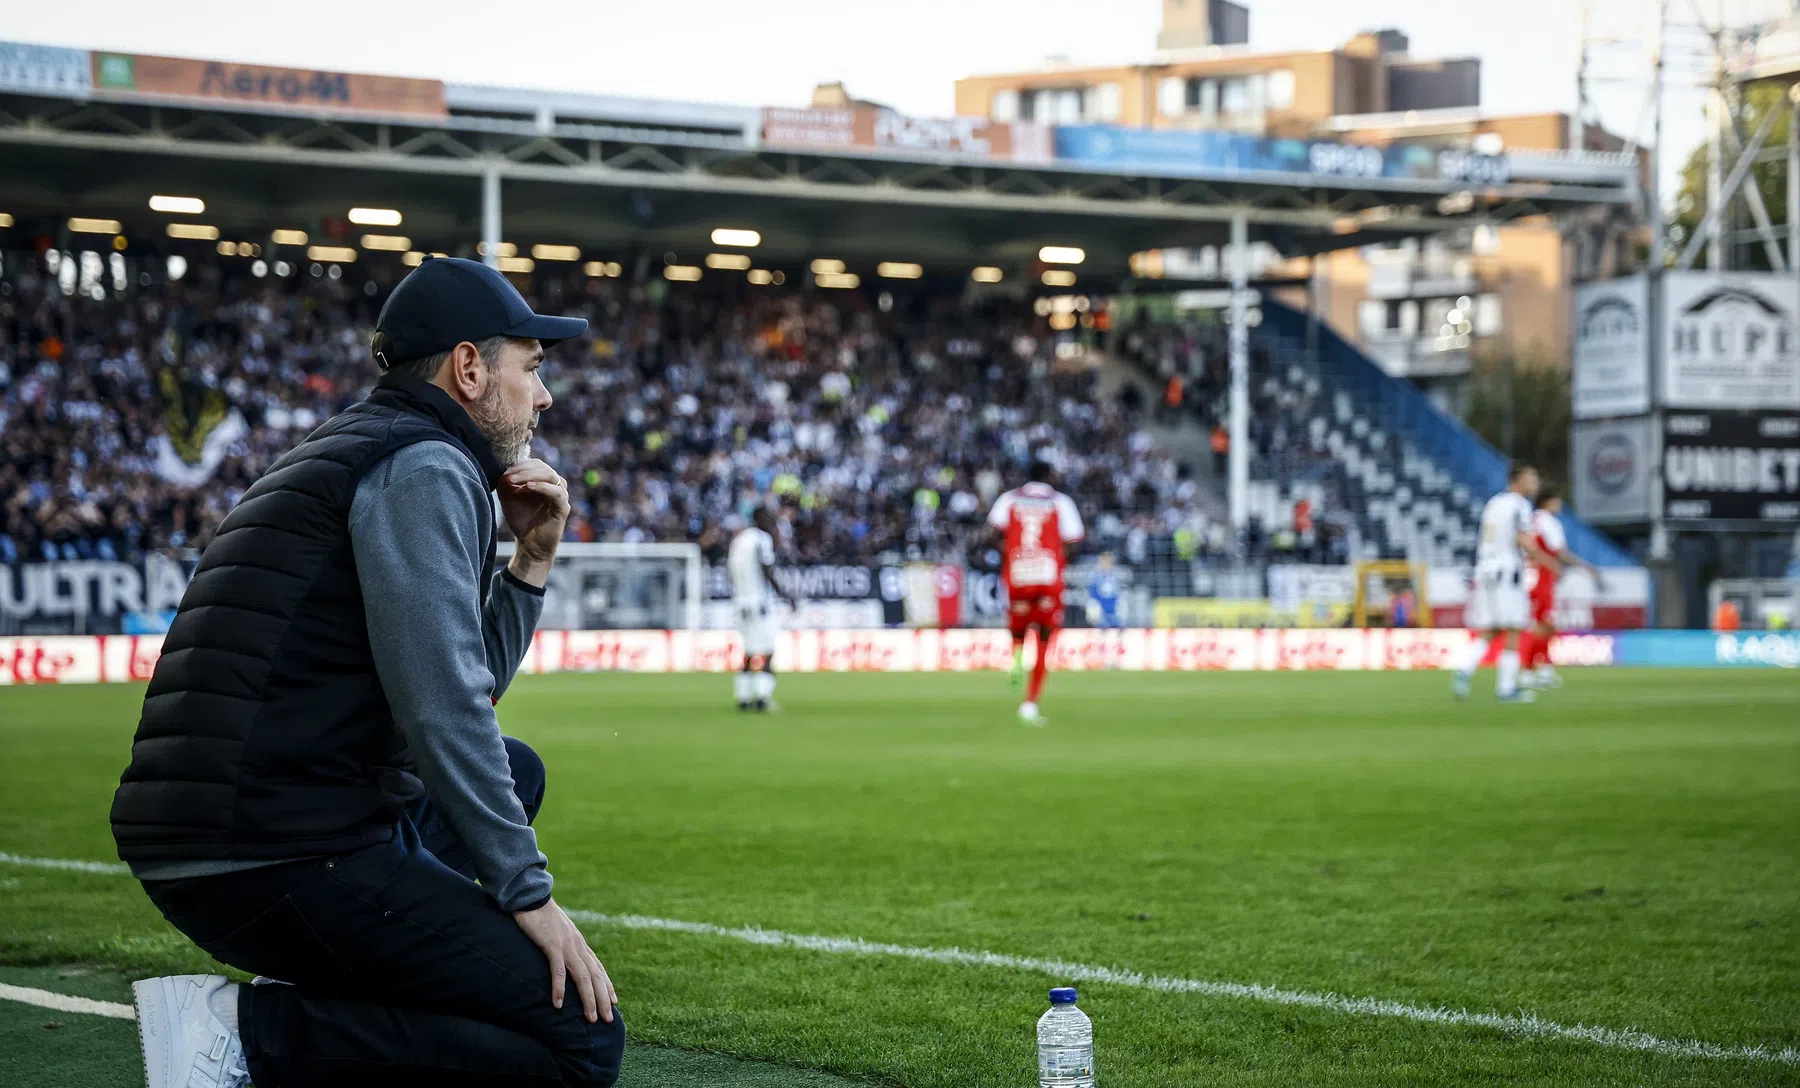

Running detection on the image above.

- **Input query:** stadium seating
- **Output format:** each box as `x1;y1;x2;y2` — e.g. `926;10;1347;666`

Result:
0;256;1203;567
1254;301;1633;567
1116;300;1633;568
0;249;1632;574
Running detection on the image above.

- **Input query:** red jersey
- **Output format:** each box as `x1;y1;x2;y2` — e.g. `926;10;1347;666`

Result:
987;483;1085;595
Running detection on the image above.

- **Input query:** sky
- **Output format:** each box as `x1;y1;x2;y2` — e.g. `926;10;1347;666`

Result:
4;0;1794;199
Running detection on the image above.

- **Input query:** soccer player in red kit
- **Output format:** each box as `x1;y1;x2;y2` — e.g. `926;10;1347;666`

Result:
986;461;1085;725
1519;488;1599;689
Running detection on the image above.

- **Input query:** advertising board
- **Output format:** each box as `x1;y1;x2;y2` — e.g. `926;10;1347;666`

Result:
90;51;447;119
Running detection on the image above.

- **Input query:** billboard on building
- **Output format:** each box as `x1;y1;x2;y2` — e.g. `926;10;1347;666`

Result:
1052;126;1509;185
1571;275;1650;419
0;42;90;97
1660;272;1800;410
1571;415;1655;524
1662;411;1800;522
761;106;1051;162
89;51;447;119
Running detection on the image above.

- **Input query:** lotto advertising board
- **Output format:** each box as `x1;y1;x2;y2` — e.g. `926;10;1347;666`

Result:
15;627;1798;685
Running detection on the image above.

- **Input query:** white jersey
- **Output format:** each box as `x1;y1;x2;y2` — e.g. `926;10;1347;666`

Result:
1532;508;1567;556
1476;491;1534;574
728;527;776;606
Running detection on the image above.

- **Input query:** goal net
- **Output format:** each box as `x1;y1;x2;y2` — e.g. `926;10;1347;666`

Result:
496;541;702;630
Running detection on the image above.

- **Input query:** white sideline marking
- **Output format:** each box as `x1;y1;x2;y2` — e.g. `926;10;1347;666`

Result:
0;982;134;1019
565;911;1800;1067
3;852;1792;1066
0;851;129;874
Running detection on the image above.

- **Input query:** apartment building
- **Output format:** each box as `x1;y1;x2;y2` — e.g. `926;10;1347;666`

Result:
954;1;1628;406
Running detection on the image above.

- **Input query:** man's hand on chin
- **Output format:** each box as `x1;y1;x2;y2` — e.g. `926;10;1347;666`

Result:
500;459;570;587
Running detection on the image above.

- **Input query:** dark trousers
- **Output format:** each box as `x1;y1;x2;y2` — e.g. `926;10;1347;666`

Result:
140;737;624;1088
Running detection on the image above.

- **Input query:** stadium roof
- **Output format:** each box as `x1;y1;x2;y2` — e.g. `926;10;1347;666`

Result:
0;41;1641;282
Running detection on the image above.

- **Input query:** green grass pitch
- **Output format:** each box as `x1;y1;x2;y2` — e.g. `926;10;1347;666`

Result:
1;668;1796;1087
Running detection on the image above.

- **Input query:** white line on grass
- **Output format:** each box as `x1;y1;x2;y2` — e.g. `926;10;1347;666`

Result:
3;852;1792;1066
564;911;1800;1067
0;982;134;1019
0;851;129;874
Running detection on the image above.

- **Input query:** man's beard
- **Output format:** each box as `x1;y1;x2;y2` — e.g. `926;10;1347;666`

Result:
472;382;536;466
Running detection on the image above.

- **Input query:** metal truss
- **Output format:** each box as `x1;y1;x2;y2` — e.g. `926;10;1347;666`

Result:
0;93;1637;241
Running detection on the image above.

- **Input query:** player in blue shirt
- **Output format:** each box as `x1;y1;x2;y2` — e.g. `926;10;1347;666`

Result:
1087;551;1124;629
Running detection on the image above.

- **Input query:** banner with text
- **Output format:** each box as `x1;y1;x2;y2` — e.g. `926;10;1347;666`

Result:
91;51;446;119
0;557;196;635
1662;410;1800;522
1572;276;1651;419
761;106;1051;162
1661;272;1800;410
0;41;90;97
1054;126;1509;185
1428;566;1649;629
15;627;1797;685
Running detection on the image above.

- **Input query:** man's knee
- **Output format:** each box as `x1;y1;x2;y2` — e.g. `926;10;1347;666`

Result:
558;1008;626;1087
501;736;546;823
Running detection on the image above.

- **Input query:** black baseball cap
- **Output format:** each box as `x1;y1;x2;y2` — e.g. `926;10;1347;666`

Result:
372;256;588;369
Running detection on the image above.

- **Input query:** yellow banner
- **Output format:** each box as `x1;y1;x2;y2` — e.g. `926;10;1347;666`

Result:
1152;598;1352;629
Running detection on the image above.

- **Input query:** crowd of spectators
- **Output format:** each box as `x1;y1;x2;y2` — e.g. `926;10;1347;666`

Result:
2;255;379;565
2;251;1208;568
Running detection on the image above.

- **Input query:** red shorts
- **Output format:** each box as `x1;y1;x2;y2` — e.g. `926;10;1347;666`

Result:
1008;591;1064;635
1530;583;1556;627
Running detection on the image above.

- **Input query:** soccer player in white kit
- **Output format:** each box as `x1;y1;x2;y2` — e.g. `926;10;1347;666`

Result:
1453;464;1554;703
728;508;789;711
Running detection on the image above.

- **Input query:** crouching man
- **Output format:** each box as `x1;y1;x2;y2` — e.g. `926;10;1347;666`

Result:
110;258;623;1087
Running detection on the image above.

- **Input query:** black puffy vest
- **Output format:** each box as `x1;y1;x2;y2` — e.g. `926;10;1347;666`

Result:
111;376;504;862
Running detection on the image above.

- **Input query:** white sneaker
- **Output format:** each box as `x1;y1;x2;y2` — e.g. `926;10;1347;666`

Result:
133;974;248;1088
1536;668;1563;689
1018;702;1044;726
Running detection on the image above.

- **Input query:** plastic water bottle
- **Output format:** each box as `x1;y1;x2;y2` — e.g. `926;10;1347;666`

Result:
1037;986;1095;1087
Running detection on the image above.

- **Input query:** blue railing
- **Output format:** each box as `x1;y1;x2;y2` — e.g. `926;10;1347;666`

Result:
1257;301;1635;568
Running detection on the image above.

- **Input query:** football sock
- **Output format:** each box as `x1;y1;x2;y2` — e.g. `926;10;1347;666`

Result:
733;672;751;704
1026;632;1052;703
1497;649;1521;696
1455;635;1489;676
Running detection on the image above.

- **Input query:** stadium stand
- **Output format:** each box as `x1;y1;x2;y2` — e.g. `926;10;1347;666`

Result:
1253;301;1633;567
1114;300;1634;568
0;253;1210;567
2;239;1633;579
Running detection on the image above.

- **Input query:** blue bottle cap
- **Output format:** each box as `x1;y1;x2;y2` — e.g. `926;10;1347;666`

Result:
1049;987;1078;1004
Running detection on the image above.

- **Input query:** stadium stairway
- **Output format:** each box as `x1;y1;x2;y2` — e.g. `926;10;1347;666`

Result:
1089;346;1233;597
1093;347;1227;507
1252;301;1634;568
